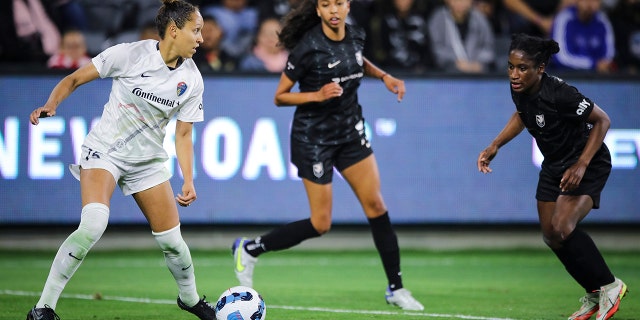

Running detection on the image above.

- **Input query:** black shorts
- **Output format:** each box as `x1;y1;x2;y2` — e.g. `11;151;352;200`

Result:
536;144;611;208
291;137;373;185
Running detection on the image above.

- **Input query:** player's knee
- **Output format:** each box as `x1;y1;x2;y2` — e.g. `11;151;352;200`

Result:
153;224;187;253
316;225;331;235
542;223;575;248
362;198;387;217
314;222;332;235
310;217;331;235
78;203;109;243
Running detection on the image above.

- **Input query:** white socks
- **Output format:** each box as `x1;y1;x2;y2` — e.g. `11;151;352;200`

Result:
35;206;200;310
37;203;109;309
153;224;199;307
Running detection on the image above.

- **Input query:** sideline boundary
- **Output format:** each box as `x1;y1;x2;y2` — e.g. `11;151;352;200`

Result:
2;289;518;320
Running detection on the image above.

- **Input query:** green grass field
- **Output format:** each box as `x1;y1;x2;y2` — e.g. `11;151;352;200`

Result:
1;248;637;320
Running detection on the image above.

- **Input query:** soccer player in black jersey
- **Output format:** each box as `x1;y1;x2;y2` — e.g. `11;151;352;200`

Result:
231;0;424;311
477;33;627;320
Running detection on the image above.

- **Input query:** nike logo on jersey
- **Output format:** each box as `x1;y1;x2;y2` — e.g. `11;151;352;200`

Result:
68;252;82;261
328;60;341;68
141;73;152;78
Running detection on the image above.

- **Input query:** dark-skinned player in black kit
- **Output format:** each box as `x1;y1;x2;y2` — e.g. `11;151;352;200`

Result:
477;33;628;320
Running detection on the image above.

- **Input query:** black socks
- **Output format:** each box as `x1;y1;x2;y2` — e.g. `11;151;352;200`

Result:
369;212;403;290
552;228;615;292
244;212;404;291
245;218;320;257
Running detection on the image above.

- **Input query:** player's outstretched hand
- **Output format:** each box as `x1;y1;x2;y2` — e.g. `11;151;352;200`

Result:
478;145;498;174
30;106;56;125
382;74;405;102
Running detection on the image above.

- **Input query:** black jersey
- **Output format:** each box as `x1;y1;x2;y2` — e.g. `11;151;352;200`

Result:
512;73;595;162
284;24;366;145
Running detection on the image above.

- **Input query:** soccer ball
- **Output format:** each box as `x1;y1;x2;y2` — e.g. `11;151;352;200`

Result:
215;286;266;320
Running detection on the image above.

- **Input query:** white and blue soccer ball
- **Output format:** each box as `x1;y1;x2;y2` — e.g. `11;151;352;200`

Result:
215;286;266;320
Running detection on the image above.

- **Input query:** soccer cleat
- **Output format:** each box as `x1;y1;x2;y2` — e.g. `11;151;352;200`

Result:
385;286;424;311
596;278;628;320
232;237;258;288
26;305;60;320
568;291;599;320
177;296;216;320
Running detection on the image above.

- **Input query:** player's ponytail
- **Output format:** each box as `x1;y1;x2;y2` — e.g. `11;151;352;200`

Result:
278;1;320;50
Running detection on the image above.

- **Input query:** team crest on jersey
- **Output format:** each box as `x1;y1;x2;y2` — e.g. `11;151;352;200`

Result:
536;114;545;127
176;82;187;97
312;162;324;178
355;51;363;66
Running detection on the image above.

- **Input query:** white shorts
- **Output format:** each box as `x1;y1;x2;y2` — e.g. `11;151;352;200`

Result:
69;145;172;196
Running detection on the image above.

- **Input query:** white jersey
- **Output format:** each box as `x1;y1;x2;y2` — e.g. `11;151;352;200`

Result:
83;40;204;162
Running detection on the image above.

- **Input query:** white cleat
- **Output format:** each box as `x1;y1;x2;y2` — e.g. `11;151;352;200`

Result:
232;237;258;288
385;287;424;311
568;291;599;320
596;277;628;320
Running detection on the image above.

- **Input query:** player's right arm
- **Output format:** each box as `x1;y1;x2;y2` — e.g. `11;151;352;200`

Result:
477;111;525;173
273;73;343;107
30;62;100;125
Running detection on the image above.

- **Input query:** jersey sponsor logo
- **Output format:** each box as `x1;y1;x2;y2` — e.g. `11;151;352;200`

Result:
313;162;324;178
286;62;295;70
176;82;187;97
328;60;341;68
576;99;589;115
355;51;363;66
131;88;177;108
536;114;545;127
141;72;152;78
331;72;364;84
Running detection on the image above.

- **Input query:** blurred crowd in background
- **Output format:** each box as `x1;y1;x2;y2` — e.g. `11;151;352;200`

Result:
0;0;639;75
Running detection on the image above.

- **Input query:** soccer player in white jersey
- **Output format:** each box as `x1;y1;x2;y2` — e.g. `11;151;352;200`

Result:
26;1;215;319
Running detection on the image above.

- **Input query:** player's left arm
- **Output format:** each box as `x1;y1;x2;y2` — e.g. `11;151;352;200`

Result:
174;119;197;206
560;104;611;191
363;57;405;102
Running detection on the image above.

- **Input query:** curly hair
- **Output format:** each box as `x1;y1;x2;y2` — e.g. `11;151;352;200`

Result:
278;0;320;50
509;33;560;67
